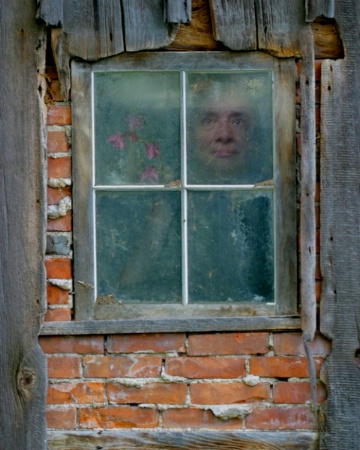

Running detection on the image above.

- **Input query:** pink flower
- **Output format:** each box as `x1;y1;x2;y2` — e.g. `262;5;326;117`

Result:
107;132;127;150
140;166;159;183
145;143;160;159
128;114;144;131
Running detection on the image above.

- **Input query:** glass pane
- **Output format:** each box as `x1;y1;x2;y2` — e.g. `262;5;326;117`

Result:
96;192;182;302
186;72;273;185
188;190;274;303
94;72;181;185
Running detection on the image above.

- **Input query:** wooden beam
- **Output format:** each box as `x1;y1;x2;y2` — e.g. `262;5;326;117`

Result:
305;0;335;22
40;316;301;335
0;1;47;448
164;0;192;23
47;430;319;449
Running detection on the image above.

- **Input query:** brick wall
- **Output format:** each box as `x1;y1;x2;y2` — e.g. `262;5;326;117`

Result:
41;59;328;434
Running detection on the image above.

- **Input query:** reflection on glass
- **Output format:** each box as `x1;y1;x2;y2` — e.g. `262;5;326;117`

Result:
186;72;273;185
94;72;181;185
188;190;274;303
96;192;182;302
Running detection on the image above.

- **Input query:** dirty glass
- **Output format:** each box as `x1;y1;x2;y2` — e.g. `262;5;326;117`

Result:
188;190;274;303
94;72;181;185
186;72;273;185
96;191;182;302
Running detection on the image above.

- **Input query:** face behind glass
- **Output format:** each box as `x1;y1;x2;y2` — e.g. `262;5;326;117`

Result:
191;95;252;183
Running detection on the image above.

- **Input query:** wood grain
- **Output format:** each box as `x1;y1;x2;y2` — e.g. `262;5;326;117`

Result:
0;0;47;448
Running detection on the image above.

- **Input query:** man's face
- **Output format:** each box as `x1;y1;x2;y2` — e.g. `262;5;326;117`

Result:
194;96;251;180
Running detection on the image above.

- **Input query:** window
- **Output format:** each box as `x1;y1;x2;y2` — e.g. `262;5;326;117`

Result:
72;52;296;322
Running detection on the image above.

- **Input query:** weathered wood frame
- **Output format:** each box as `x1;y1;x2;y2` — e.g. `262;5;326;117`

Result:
71;51;297;328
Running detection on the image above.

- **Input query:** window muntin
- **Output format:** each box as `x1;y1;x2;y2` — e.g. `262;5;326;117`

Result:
72;52;296;321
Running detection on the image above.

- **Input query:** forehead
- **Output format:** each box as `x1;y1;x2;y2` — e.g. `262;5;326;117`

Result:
196;91;251;112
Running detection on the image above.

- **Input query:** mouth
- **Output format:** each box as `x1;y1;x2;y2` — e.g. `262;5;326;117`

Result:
212;148;238;158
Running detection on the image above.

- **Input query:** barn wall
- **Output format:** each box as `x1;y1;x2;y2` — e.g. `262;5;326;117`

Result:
38;0;341;446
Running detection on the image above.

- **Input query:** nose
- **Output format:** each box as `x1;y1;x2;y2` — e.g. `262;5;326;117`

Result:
214;119;234;143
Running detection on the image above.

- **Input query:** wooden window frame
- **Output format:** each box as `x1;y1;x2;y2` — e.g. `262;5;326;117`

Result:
71;51;298;332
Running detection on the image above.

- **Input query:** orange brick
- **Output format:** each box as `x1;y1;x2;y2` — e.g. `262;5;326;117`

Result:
46;407;76;429
165;356;246;379
190;382;270;405
47;105;71;126
47;130;70;153
48;381;105;405
249;356;323;378
273;332;331;357
162;408;244;429
48;156;72;178
107;382;187;405
45;257;72;278
44;308;71;322
47;283;69;305
107;333;186;354
188;332;269;356
246;406;317;430
79;406;159;429
83;355;162;378
47;356;81;378
39;336;104;354
273;381;327;404
47;212;72;232
48;186;72;205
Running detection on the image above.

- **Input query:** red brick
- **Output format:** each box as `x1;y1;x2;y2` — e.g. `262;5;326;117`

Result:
249;356;323;378
47;283;70;305
246;406;317;430
47;130;70;153
39;336;104;354
48;381;105;405
79;406;159;429
44;308;71;322
165;356;246;379
107;333;186;354
48;156;72;178
47;105;71;125
45;257;72;278
47;212;72;232
48;186;72;205
46;407;76;429
273;382;327;404
47;356;81;378
162;408;243;429
48;79;63;102
316;280;322;302
190;382;270;405
273;332;331;357
107;382;187;405
188;332;269;356
83;355;162;378
296;60;322;82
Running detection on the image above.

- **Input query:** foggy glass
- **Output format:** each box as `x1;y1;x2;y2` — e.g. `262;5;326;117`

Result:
187;190;274;303
96;191;182;302
94;72;181;185
186;72;273;185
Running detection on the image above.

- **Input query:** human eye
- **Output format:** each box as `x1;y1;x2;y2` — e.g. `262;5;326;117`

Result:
200;114;217;127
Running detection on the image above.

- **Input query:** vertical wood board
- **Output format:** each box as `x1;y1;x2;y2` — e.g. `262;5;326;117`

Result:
209;0;257;50
122;0;179;51
164;0;192;23
0;0;47;448
305;0;335;22
320;1;360;447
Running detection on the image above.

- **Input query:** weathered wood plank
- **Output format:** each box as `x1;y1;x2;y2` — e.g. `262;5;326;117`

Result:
40;316;301;335
300;29;316;341
122;0;179;51
320;1;360;447
47;430;319;449
167;0;224;50
305;0;335;22
256;0;306;57
164;0;192;23
0;1;47;448
311;18;344;59
37;0;64;26
209;0;257;50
